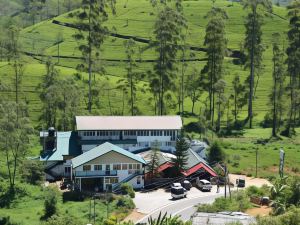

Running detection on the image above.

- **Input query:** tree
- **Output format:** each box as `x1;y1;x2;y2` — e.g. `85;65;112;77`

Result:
20;160;44;185
186;68;202;114
172;137;189;175
38;57;59;128
270;33;286;137
73;0;116;113
43;187;58;219
147;143;160;179
214;79;227;133
284;0;300;136
0;101;34;191
151;5;184;115
119;39;141;116
201;6;228;126
5;26;24;109
242;0;272;128
207;141;225;164
231;75;247;126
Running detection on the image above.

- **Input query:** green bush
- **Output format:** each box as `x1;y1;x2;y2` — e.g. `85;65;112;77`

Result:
20;160;44;185
120;183;135;198
42;187;58;220
246;185;269;198
116;196;135;209
198;191;251;213
207;141;226;164
41;215;81;225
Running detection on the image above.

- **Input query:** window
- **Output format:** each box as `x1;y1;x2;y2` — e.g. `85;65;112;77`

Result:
137;176;141;185
113;164;121;170
137;164;141;170
122;164;128;170
94;165;102;171
133;164;137;170
129;164;133;170
105;177;119;184
64;167;71;173
83;165;91;171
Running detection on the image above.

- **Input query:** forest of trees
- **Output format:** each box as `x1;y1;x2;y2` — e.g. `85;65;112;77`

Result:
0;0;299;137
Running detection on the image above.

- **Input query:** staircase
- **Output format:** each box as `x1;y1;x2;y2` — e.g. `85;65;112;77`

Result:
112;170;143;192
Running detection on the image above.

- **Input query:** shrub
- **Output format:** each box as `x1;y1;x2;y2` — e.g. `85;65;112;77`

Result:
198;191;251;213
120;183;135;198
20;160;44;185
42;187;58;219
116;196;134;209
0;216;19;225
41;215;81;225
207;141;226;164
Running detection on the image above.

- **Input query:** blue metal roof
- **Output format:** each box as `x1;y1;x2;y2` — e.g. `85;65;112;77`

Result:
72;142;146;168
40;131;81;161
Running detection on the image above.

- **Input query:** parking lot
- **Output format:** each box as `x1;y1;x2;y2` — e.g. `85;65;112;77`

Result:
134;185;222;214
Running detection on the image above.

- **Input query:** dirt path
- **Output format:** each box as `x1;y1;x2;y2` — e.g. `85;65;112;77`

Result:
246;206;272;217
229;174;272;188
123;209;146;223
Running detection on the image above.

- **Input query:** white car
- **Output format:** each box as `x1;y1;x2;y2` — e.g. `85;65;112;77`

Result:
171;186;187;199
197;179;212;192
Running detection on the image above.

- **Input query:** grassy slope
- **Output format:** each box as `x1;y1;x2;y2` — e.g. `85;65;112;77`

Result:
0;183;130;225
0;0;290;126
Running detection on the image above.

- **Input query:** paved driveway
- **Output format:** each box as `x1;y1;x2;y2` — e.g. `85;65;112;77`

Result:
133;185;230;223
134;186;222;214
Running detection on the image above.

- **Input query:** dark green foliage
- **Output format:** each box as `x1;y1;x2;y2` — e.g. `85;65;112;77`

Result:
207;141;225;164
120;183;135;198
42;187;58;220
20;160;44;185
172;137;189;175
231;75;247;125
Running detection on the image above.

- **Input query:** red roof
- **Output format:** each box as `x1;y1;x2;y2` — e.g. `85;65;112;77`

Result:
145;161;217;178
182;163;217;177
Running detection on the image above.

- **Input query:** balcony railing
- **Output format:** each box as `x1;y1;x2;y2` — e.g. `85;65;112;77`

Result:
75;170;117;177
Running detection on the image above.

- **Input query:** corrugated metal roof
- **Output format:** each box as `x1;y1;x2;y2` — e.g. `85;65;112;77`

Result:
71;142;146;168
76;116;182;130
40;131;81;161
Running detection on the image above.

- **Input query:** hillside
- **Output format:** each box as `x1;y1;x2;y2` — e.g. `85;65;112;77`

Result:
0;0;290;127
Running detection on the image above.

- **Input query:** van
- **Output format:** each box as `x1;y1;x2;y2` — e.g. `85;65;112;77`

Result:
171;186;187;199
196;179;212;192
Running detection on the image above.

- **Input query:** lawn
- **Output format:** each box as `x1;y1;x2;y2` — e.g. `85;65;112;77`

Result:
221;128;300;178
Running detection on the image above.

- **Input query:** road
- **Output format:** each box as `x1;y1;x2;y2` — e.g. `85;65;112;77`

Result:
135;192;223;224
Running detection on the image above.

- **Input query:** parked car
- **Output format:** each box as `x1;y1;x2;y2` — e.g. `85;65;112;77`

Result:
171;186;187;199
171;182;182;188
196;179;212;192
182;180;192;190
236;178;245;188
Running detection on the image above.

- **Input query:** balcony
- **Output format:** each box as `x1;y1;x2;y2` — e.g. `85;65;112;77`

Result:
75;170;117;177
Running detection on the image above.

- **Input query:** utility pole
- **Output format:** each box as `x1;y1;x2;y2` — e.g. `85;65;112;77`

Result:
224;165;227;199
93;197;96;225
255;145;258;178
